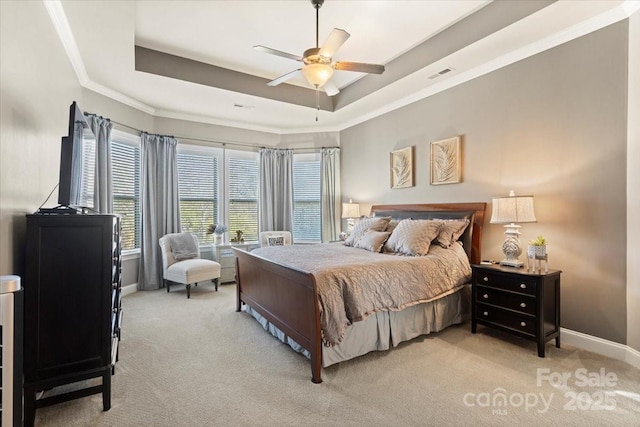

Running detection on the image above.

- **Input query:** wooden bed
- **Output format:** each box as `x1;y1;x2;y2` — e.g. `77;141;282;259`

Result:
233;203;486;383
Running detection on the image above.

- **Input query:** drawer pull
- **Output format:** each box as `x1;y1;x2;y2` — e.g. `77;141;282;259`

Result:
520;283;527;289
483;311;489;316
520;302;526;308
483;294;489;299
520;321;526;327
483;277;489;282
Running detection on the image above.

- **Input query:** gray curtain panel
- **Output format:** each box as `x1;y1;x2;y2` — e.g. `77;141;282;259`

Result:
139;133;181;290
259;148;293;232
321;147;341;242
86;114;113;214
69;120;85;206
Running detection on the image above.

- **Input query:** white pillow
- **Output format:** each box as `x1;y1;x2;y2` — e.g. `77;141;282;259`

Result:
384;219;441;256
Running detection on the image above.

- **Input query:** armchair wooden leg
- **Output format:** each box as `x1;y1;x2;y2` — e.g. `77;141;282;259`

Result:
165;279;170;293
213;278;219;291
186;284;191;299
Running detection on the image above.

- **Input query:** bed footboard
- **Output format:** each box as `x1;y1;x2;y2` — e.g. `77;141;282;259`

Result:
233;248;323;383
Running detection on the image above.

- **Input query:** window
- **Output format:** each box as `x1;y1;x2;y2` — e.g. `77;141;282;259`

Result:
227;151;259;242
111;132;141;250
80;129;141;250
293;153;321;242
177;147;221;244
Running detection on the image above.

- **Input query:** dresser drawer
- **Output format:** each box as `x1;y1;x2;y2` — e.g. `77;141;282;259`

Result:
475;285;535;315
475;272;536;295
476;303;535;335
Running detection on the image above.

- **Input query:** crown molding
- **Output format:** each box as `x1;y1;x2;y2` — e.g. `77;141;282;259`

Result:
45;0;638;136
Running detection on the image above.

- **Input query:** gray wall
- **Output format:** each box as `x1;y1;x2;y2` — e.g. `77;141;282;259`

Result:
341;22;629;344
627;11;640;352
0;1;84;275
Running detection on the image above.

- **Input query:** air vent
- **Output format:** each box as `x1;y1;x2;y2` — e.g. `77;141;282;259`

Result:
233;103;255;109
428;67;455;80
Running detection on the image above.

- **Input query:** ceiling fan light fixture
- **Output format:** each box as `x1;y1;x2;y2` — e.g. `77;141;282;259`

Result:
302;63;334;88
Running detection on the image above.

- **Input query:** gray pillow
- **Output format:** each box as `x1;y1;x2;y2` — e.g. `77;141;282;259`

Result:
384;219;441;256
434;219;470;248
354;230;391;253
168;233;199;261
344;216;391;246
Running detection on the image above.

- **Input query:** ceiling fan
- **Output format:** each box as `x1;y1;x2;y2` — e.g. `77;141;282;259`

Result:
254;0;385;97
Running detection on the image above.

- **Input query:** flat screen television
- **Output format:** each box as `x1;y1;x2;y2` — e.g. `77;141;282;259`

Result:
57;101;94;210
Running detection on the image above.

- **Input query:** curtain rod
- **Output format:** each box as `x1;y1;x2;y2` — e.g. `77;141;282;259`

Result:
90;115;339;152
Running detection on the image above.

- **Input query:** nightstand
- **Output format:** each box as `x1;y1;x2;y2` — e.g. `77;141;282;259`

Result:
212;242;259;283
471;263;561;357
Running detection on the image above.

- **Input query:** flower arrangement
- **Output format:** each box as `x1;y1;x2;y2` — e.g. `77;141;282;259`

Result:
527;235;547;259
528;235;547;246
206;224;227;236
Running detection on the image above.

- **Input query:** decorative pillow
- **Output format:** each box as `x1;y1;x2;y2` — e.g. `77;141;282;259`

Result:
344;216;391;246
168;234;198;261
354;230;391;253
384;219;441;256
266;235;285;246
385;219;400;234
434;219;470;248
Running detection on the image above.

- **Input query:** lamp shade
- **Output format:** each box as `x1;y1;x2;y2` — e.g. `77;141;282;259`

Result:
341;200;360;219
302;63;334;88
490;192;536;224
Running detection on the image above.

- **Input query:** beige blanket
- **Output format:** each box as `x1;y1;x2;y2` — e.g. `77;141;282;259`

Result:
251;242;471;346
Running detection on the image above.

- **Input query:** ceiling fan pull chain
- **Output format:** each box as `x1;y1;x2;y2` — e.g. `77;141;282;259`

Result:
315;87;319;122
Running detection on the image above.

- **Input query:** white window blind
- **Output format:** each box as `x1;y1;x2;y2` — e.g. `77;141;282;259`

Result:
227;153;259;242
112;138;141;250
293;155;321;242
177;150;219;244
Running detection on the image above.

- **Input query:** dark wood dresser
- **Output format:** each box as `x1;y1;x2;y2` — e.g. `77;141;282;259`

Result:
23;214;122;426
471;263;561;357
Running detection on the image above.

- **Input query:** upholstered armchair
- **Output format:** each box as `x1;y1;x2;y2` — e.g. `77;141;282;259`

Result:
159;233;221;298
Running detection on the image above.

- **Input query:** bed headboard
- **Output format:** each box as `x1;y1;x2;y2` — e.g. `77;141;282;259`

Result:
370;203;487;265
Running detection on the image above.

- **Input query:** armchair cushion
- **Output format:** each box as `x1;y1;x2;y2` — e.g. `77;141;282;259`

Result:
164;259;221;285
167;233;199;261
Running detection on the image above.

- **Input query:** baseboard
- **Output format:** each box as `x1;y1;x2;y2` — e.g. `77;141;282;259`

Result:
121;283;138;297
561;328;640;369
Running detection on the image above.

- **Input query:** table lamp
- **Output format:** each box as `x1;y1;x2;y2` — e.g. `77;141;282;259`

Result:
490;190;537;267
341;199;360;235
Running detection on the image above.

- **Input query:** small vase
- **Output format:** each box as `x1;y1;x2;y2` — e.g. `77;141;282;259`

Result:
214;234;223;245
528;245;546;258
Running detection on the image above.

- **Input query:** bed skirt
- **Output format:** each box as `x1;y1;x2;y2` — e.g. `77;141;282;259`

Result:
244;284;471;367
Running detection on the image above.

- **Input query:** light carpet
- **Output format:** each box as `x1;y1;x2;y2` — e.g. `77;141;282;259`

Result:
35;283;640;426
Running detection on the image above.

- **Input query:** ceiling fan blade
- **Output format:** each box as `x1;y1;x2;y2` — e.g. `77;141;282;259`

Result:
334;61;385;74
266;69;302;86
323;80;339;96
318;28;350;58
254;45;303;62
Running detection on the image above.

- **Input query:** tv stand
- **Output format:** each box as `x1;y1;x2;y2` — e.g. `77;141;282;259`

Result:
36;205;80;215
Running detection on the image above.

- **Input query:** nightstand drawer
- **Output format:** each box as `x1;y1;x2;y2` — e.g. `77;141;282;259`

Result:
476;303;535;335
476;285;536;315
475;272;536;295
218;256;236;269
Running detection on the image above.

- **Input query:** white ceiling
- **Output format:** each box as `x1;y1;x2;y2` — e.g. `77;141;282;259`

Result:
50;0;637;134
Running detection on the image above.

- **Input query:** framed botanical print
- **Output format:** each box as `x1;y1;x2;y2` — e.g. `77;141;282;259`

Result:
430;136;461;185
390;146;414;189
